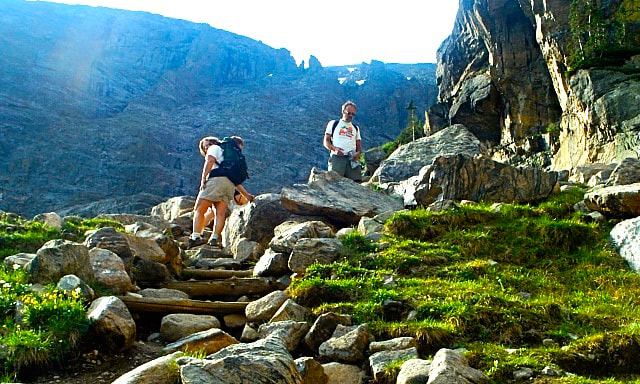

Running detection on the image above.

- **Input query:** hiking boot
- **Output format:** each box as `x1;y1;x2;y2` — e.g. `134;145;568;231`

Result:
187;234;205;248
207;235;222;248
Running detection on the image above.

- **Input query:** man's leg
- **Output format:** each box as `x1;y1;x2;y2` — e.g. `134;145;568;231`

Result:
328;155;348;177
345;162;363;181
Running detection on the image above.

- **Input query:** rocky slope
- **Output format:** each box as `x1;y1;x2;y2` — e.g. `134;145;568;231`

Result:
427;0;640;169
0;0;437;217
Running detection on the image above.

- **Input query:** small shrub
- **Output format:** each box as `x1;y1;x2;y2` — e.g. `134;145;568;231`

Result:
0;268;89;379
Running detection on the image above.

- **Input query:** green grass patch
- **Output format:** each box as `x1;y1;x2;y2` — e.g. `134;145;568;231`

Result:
0;215;124;260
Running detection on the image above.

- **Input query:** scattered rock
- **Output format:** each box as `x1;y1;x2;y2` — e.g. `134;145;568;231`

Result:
160;314;221;342
111;351;183;384
163;328;237;355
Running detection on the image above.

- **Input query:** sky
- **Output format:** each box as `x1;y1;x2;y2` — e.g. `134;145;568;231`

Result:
32;0;460;67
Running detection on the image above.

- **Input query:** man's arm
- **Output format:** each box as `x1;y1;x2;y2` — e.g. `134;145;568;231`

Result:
324;133;344;156
353;139;362;160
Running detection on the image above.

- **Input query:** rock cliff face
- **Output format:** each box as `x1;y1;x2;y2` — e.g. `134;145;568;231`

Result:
0;0;437;217
429;0;640;169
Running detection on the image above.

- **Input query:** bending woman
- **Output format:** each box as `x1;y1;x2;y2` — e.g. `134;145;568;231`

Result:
189;136;254;247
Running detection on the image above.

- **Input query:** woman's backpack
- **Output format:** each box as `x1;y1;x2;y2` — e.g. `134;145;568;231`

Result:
208;137;249;186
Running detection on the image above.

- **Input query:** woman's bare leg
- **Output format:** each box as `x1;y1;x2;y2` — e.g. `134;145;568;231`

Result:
211;200;228;240
192;198;213;235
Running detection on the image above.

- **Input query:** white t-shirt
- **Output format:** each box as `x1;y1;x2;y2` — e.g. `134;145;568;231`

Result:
325;119;361;155
206;144;224;169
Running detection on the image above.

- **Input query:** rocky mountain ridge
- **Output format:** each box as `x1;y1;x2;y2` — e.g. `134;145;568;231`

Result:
0;0;437;217
427;0;640;170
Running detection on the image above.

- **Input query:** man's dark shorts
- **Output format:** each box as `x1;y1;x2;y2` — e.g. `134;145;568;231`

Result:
328;154;363;181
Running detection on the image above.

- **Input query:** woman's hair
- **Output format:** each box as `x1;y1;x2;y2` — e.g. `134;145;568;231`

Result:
198;136;220;156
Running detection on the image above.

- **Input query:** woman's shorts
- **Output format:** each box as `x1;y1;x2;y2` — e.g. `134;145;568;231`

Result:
197;176;235;204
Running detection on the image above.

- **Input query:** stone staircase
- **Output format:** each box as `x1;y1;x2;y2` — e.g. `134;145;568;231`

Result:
119;244;279;317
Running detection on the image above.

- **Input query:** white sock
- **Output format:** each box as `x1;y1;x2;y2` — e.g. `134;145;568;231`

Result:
190;232;202;240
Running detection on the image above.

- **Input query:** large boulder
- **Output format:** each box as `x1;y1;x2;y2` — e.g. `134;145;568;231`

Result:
84;227;134;266
87;296;136;352
281;168;403;225
371;124;485;183
179;336;302;384
27;240;94;284
611;217;640;271
584;183;640;218
288;238;345;274
224;193;293;251
270;221;334;255
151;196;195;221
607;157;640;186
89;247;133;295
401;154;558;207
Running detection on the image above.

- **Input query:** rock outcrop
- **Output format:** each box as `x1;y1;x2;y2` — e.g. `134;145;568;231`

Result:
430;0;640;171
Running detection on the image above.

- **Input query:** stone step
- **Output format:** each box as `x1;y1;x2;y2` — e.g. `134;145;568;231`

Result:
165;277;277;299
118;295;247;315
181;268;252;280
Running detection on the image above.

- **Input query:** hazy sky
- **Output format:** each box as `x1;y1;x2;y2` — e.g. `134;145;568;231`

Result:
32;0;460;67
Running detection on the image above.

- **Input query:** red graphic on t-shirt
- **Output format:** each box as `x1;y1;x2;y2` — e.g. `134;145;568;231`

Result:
339;127;354;138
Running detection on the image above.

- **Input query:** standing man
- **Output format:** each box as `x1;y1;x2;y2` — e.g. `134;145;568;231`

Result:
323;100;363;181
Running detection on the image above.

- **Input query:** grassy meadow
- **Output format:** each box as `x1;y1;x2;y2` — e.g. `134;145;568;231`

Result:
290;187;640;383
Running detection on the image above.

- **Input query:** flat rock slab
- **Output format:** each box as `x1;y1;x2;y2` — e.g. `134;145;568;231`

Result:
281;168;403;225
585;183;640;218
